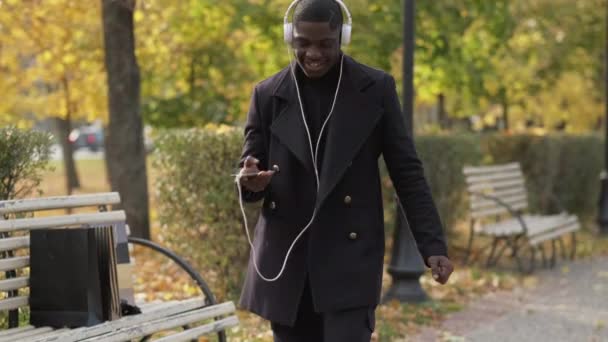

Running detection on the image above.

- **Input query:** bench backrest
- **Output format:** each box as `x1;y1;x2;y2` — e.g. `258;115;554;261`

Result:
463;162;529;220
0;193;125;314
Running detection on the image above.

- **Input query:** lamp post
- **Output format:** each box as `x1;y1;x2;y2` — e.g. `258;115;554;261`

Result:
383;0;429;303
599;0;608;235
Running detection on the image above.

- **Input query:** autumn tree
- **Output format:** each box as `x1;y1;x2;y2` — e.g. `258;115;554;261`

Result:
0;0;107;193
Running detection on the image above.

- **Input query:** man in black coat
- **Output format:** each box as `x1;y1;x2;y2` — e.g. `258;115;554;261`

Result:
237;1;454;341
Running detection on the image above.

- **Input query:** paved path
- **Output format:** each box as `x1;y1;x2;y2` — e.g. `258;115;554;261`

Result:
411;256;608;342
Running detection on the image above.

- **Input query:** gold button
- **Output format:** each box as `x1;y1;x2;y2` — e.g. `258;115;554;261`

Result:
270;201;276;210
349;232;358;240
344;195;352;205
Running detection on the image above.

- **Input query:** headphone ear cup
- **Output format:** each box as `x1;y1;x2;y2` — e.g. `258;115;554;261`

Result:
284;23;293;44
341;24;352;46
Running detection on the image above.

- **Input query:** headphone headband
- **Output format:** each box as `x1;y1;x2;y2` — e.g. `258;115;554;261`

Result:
283;0;353;47
284;0;353;28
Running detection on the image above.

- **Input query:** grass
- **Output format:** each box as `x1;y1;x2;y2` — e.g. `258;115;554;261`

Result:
28;158;608;341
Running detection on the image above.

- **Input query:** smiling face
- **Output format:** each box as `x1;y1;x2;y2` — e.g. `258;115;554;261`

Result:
292;21;341;79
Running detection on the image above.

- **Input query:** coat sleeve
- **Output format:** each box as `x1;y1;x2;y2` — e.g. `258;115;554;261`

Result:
380;74;448;265
237;86;269;203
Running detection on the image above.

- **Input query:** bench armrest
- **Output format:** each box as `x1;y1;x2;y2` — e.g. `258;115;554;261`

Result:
470;191;530;235
127;237;217;306
127;237;228;342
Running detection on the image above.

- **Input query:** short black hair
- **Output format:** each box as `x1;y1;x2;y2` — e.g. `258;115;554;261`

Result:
293;0;344;31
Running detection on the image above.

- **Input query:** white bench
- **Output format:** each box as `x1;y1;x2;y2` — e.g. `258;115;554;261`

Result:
463;162;580;273
0;192;238;341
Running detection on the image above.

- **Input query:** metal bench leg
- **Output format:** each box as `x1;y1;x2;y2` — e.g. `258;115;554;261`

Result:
489;239;510;268
558;237;567;260
486;237;500;267
538;244;547;268
463;219;476;265
570;232;577;260
513;239;536;275
550;239;557;268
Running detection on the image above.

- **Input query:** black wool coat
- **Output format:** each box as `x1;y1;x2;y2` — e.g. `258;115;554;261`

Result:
237;55;447;326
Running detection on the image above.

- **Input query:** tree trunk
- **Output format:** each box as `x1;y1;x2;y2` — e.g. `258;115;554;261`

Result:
502;101;509;131
101;0;150;239
54;116;80;194
437;93;447;129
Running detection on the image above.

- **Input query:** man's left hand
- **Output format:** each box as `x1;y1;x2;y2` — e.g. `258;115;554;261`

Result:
427;256;454;284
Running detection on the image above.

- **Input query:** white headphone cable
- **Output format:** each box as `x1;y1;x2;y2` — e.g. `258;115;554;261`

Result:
235;53;345;282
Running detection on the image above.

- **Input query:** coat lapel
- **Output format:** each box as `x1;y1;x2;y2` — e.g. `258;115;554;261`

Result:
268;56;382;208
316;57;381;209
269;66;315;174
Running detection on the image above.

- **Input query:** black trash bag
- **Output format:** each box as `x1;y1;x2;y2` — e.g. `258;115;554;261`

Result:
29;226;121;328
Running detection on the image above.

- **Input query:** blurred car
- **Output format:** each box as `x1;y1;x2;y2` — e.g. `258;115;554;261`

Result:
68;126;104;152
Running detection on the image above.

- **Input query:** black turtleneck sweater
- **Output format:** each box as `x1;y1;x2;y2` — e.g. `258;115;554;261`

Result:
295;60;340;173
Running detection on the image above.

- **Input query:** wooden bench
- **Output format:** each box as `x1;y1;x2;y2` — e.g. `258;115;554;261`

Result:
0;192;238;341
462;162;580;273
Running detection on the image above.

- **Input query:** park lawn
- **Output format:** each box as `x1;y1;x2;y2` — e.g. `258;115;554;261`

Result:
36;159;608;341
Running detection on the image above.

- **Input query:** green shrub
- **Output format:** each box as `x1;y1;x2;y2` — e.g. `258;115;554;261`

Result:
153;125;255;300
0;127;51;327
0;126;53;201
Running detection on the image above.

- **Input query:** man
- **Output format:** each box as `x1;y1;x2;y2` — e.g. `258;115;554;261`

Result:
237;1;454;341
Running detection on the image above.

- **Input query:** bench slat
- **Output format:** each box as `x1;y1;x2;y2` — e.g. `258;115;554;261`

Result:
471;194;528;210
0;211;126;233
463;163;520;175
472;202;527;219
154;316;239;342
0;193;121;215
0;296;28;311
0;325;35;337
0;327;54;342
80;301;236;342
0;256;29;272
471;200;528;219
139;301;179;312
0;236;30;252
465;170;523;184
529;222;580;245
467;178;526;192
20;329;70;342
481;215;579;237
0;276;29;292
469;187;527;199
33;297;210;342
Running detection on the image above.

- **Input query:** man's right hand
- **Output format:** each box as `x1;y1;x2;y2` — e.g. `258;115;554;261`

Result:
239;156;274;192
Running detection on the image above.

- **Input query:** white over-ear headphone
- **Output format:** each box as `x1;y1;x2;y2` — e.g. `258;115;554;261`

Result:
283;0;353;47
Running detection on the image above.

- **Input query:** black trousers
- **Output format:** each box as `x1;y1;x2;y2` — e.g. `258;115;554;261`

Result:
271;279;375;342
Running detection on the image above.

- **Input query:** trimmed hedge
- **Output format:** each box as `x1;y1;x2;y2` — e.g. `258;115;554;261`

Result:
154;128;603;300
153;125;252;300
